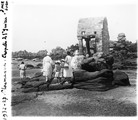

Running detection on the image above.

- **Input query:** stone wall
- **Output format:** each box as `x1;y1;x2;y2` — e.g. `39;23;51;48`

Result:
77;17;110;54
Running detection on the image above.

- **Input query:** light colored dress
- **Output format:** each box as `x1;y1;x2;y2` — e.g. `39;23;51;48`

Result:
42;56;53;80
60;62;64;77
19;64;26;78
63;55;73;77
54;64;61;78
71;55;85;70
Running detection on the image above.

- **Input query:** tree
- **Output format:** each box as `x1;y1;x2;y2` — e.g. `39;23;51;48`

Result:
51;46;66;60
16;50;29;59
111;33;137;62
66;43;79;55
127;42;137;53
36;50;48;59
12;50;48;59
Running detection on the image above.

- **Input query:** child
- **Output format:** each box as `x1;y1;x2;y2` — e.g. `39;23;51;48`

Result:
60;59;65;78
19;61;26;79
54;61;61;83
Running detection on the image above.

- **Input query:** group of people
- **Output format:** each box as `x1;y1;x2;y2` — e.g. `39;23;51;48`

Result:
42;51;74;87
19;50;80;87
19;50;112;88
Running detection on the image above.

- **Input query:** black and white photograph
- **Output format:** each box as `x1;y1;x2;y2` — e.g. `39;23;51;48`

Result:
0;0;137;119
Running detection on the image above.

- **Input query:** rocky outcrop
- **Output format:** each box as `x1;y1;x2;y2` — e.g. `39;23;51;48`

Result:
112;70;131;86
14;75;72;93
13;69;131;93
12;69;131;106
73;69;114;91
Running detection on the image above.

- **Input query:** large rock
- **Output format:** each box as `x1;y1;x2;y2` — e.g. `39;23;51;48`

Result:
74;77;112;85
39;83;73;91
73;69;113;82
73;70;114;91
81;54;114;72
81;61;108;72
33;72;43;78
17;77;31;85
26;64;34;69
22;81;47;88
12;69;130;93
112;70;131;86
117;33;126;41
21;87;38;93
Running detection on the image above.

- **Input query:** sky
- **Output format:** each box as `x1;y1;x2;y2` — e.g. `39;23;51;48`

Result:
12;0;137;53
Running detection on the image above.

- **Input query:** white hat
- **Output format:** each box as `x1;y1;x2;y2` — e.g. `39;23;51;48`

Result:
47;52;50;56
74;50;79;55
55;60;61;64
61;59;65;62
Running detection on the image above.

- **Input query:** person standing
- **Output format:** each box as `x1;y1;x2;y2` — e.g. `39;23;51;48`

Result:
54;61;61;83
61;51;73;85
60;59;65;78
42;52;54;82
70;50;83;70
19;61;26;79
